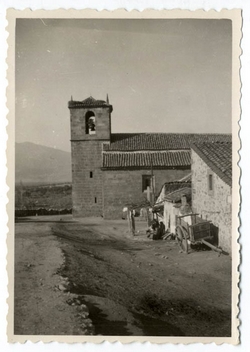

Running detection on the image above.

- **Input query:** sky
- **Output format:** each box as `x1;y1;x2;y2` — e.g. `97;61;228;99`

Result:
15;18;232;152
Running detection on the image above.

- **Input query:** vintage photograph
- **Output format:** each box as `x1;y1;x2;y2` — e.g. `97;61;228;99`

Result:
8;9;240;344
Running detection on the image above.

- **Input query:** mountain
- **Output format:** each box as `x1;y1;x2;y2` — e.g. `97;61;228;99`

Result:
15;142;72;184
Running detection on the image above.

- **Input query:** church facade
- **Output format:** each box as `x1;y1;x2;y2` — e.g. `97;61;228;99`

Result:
68;96;231;219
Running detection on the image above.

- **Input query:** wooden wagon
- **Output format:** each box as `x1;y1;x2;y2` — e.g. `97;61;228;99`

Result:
175;213;223;254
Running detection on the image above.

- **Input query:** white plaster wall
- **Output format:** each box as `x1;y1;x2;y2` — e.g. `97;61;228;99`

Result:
163;202;177;234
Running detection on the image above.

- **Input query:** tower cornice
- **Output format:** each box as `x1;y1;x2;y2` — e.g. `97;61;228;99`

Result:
68;96;113;112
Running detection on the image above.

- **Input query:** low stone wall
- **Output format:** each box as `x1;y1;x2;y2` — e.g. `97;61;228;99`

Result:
15;208;72;217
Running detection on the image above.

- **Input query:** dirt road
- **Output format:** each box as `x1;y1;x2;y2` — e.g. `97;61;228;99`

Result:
14;215;232;337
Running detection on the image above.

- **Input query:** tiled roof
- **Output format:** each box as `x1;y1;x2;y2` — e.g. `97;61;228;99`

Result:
103;133;232;151
102;151;191;169
177;173;192;182
191;142;232;186
125;199;151;210
165;187;192;203
156;179;191;203
154;184;191;209
164;181;191;196
68;96;112;110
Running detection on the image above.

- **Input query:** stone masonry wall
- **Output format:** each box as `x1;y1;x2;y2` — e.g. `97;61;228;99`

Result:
191;150;232;253
70;107;111;141
103;168;190;219
71;141;103;217
69;104;111;217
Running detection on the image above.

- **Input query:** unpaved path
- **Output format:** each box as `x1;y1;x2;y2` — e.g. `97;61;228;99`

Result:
14;220;90;335
14;215;232;337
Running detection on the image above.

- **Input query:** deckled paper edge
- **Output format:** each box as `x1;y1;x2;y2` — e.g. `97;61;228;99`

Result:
6;8;242;345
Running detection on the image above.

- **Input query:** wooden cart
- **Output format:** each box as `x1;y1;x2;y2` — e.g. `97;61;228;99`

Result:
175;213;222;254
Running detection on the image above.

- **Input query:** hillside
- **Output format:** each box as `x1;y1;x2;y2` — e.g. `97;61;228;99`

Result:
15;142;72;184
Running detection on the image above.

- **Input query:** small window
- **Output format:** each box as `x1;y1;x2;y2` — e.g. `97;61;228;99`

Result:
208;172;214;195
208;174;213;191
90;171;93;178
142;175;152;192
95;197;97;203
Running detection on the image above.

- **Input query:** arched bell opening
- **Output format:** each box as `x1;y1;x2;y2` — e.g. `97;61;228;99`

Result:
85;111;96;135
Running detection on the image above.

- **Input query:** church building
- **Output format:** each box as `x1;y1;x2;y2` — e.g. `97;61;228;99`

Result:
68;96;231;219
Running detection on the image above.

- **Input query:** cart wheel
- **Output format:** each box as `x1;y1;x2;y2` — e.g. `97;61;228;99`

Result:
176;226;189;254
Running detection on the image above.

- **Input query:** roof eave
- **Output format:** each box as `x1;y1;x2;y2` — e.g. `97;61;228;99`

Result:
101;165;191;171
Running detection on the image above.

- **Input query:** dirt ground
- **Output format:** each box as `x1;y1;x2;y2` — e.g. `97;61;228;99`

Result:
14;215;232;337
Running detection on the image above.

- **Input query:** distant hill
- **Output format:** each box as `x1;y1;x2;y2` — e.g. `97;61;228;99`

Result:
15;142;72;184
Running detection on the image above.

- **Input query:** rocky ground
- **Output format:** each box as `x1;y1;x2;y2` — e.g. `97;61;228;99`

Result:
14;215;232;337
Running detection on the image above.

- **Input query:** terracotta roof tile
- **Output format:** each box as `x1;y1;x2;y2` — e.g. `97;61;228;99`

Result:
102;151;191;169
125;199;151;210
191;142;232;186
155;179;191;202
177;173;192;182
165;187;192;203
103;133;232;151
164;181;191;196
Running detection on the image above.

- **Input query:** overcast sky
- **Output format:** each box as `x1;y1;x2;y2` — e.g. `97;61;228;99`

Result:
15;18;232;152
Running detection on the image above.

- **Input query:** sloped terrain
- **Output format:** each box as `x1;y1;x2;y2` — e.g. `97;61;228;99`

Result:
15;142;71;184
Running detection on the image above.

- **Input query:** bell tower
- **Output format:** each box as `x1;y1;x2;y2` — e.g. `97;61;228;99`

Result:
68;96;113;217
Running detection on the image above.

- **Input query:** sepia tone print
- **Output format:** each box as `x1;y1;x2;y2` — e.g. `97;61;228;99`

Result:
7;9;241;344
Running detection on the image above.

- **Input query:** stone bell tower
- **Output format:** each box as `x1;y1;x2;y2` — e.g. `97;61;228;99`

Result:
68;95;113;217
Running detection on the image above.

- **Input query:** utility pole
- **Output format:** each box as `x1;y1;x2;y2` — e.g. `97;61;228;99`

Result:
150;155;155;204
